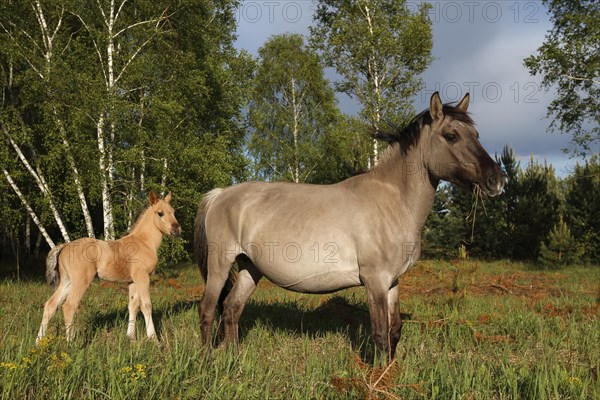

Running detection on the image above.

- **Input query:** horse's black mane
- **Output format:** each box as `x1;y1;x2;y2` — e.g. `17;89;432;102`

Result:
374;104;474;153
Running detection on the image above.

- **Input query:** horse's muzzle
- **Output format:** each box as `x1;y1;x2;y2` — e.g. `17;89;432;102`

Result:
483;170;506;198
171;224;182;237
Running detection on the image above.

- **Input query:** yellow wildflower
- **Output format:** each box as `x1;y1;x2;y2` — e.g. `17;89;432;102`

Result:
0;362;18;370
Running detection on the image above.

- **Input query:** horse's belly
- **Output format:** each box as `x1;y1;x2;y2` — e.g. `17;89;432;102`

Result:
258;263;361;294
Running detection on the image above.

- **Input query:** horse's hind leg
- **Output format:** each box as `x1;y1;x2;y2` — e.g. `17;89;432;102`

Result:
199;254;234;346
127;283;141;340
222;255;262;349
36;280;71;344
62;273;94;341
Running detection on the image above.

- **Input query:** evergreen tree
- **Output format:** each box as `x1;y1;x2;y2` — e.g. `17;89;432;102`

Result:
422;184;464;259
563;157;600;263
538;216;582;268
511;158;561;260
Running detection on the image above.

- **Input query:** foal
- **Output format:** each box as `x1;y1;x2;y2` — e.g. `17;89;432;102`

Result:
36;191;181;343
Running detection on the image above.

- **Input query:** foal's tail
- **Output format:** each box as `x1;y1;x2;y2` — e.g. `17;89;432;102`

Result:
46;243;65;288
194;188;235;314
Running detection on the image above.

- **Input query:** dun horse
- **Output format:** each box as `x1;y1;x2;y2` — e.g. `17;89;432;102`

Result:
194;92;505;360
36;191;181;343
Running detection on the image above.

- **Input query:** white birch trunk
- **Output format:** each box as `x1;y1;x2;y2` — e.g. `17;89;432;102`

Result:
4;133;70;242
31;2;95;237
97;114;115;240
291;77;300;183
161;158;168;194
3;168;55;248
140;149;146;193
57;122;95;238
363;2;380;167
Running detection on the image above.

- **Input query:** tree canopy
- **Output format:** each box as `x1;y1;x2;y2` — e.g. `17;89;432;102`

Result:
524;0;600;156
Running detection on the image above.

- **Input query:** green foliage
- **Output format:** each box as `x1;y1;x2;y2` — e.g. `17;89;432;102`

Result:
157;236;190;270
248;33;339;183
0;0;251;263
311;0;433;164
307;115;372;184
538;217;582;268
413;143;598;267
563;157;600;263
524;0;599;156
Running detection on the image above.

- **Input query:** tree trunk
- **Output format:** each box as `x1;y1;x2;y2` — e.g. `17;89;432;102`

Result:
4;133;70;242
363;2;380;168
54;112;95;237
291;77;300;183
97;114;115;240
3;168;56;248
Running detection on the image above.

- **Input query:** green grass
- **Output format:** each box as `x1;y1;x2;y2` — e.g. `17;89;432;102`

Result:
1;261;598;399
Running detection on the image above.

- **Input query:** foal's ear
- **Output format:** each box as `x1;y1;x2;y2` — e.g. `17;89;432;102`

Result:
457;92;470;112
430;91;443;121
164;192;172;203
148;191;158;205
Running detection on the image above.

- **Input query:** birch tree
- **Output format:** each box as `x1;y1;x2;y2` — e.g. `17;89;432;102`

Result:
248;34;338;183
311;0;433;167
1;0;251;265
70;0;171;240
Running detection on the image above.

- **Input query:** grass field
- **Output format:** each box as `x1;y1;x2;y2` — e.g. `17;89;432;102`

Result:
1;260;598;399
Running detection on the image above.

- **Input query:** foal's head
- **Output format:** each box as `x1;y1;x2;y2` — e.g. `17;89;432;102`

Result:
148;191;181;237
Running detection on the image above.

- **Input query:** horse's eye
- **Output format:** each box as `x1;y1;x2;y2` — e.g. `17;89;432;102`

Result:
157;211;164;217
444;133;458;143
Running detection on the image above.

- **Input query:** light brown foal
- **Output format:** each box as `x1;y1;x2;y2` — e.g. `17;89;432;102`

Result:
36;191;181;343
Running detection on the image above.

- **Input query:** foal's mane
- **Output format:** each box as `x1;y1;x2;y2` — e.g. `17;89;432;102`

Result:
374;103;474;154
128;202;155;234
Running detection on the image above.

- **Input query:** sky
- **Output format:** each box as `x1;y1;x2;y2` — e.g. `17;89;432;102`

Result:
233;0;578;177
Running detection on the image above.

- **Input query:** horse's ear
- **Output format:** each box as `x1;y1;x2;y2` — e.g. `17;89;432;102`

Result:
164;192;172;203
457;92;470;112
148;191;158;205
430;92;443;121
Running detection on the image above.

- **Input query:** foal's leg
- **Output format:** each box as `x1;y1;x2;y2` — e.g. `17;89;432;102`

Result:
387;281;402;359
131;272;157;341
364;278;392;363
222;256;262;349
37;279;71;344
127;283;141;340
62;273;95;341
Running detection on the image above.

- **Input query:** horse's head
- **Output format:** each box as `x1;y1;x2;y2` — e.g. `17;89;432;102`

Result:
424;92;505;197
149;191;182;237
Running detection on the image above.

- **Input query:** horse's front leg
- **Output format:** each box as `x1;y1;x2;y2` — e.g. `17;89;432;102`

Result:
364;277;393;363
387;281;402;360
131;272;157;341
127;283;141;340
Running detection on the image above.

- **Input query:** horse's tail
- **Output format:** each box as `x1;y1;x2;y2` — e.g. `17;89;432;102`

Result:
194;188;236;314
46;243;65;288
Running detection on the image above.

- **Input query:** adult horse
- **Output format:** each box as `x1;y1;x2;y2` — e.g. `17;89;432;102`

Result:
36;191;181;343
194;92;505;360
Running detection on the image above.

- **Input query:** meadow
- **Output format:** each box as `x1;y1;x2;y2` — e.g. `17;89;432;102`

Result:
0;260;598;399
